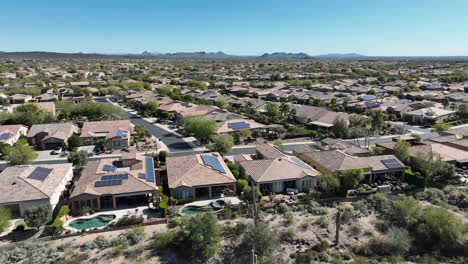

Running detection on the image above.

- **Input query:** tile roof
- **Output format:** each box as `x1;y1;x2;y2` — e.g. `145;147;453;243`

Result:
239;156;320;183
0;164;73;203
80;120;132;139
27;123;78;140
70;154;156;198
166;152;236;189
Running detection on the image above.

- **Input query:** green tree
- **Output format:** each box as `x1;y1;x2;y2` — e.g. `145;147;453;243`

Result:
158;85;172;96
24;204;52;229
279;103;290;120
207;134;234;156
0;207;11;233
67;135;81;150
442;98;449;109
338;168;364;194
333;117;349;139
239;129;252;140
317;174;341;193
431;123;451;132
369;110;388;131
158;150;168;163
135;124;151;139
215;98;227;109
68;150;88;167
145;100;159;115
241;185;262;201
413;152;456;184
394;140;411;163
243;220;279;262
178;212;221;260
265;102;279;122
183;118;217;143
5;143;38;165
236;179;248;194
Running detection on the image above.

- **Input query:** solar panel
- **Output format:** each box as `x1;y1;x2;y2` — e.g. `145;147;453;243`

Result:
228;121;251;130
117;129;128;137
138;172;147;179
181;102;192;108
145;157;155;183
0;132;13;141
28;167;53;181
201;154;226;173
381;159;404;169
290;157;313;170
94;179;123;187
364;102;380;108
103;165;116;172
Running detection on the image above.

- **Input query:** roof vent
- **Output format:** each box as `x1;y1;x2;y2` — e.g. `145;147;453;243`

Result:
212;153;219;157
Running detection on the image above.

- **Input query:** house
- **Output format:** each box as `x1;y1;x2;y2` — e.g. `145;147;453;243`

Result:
294;105;350;129
402;107;455;125
320;138;370;156
34;102;56;116
9;94;32;104
164;152;236;199
158;101;220;119
27;123;78;150
0;163;73;217
0;124;28;145
238;144;320;194
80;120;132;150
293;146;405;182
35;92;58;102
62;93;85;104
70;153;158;214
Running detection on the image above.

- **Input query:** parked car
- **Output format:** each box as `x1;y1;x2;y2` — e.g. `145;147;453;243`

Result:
51;147;62;155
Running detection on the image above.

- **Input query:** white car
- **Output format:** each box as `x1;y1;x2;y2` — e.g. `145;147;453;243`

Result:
51;147;62;155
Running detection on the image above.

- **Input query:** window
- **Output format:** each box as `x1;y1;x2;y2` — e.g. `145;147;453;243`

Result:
74;201;79;210
178;190;190;199
92;199;98;208
302;180;312;187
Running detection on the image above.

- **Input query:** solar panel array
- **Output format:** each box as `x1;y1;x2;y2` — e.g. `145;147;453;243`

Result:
364;101;380;108
28;167;53;181
95;179;123;187
145;156;155;182
201;154;226;173
0;132;13;141
103;165;116;172
138;172;147;179
117;129;128;137
227;121;251;130
381;159;404;169
290;157;313;170
101;174;128;181
181;102;192;108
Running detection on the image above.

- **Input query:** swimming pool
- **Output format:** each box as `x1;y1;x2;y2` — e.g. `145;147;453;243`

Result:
181;200;226;215
68;214;116;230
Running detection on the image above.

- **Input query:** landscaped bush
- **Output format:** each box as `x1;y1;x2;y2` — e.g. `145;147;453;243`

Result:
113;215;144;227
222;221;247;237
170;197;194;205
51;205;69;232
124;226;145;245
284;126;317;139
366;193;394;215
414;188;446;205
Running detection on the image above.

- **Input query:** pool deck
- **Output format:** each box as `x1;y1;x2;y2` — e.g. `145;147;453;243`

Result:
179;197;241;214
63;205;154;232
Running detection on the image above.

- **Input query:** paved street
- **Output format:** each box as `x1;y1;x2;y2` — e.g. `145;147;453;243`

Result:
96;97;196;153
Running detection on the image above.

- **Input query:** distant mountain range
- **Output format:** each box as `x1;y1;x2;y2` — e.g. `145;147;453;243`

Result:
0;51;467;60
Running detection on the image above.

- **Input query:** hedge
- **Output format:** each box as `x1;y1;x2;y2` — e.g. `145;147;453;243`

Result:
51;205;69;232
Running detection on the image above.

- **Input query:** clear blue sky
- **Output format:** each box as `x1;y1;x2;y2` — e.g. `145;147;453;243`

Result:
2;0;468;56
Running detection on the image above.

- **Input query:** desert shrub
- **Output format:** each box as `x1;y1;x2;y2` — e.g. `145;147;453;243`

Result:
315;215;328;228
352;199;371;216
414;188;446;205
300;220;311;230
278;203;290;214
111;235;130;247
67;252;90;264
313;240;330;252
154;229;178;249
80;241;93;250
280;227;295;241
124;245;146;259
295;249;318;264
366;193;394;215
108;245;126;258
223;207;232;219
383;226;412;256
307;201;328;215
222;221;247;237
3;241;53;263
373;220;390;233
15;223;26;232
124;226;145;245
283;212;295;225
349;223;362;236
340;207;354;224
57;242;73;252
243;220;279;262
93;235;111;249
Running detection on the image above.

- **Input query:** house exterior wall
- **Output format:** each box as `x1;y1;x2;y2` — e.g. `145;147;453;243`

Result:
70;193;101;214
18;199;50;217
49;168;73;208
293;151;333;174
